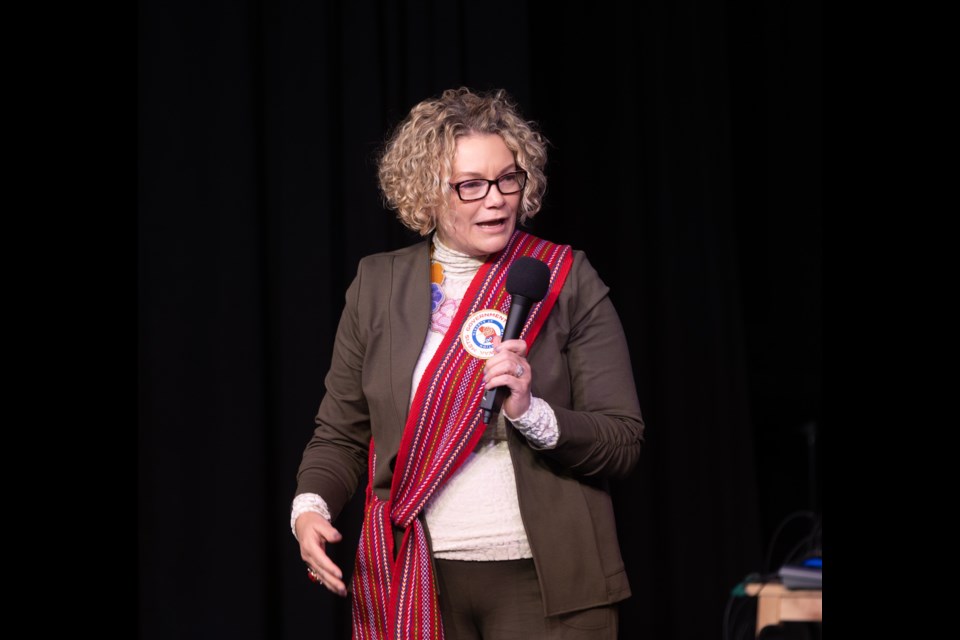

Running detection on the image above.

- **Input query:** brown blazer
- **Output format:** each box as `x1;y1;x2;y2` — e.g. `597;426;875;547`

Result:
296;236;645;616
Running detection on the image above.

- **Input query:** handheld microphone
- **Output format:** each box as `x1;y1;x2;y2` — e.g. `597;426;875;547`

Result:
480;257;551;424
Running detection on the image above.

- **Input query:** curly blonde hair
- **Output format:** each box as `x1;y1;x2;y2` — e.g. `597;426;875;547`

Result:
377;87;548;236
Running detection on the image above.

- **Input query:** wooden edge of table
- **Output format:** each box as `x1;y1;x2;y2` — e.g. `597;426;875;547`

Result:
744;582;822;634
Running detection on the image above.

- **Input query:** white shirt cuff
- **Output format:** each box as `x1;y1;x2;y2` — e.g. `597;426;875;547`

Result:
290;493;331;540
504;396;559;449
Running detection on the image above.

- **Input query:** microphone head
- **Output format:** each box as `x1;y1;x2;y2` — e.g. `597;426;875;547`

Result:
506;257;550;302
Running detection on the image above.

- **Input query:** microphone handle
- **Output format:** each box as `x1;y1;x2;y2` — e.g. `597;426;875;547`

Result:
480;296;534;423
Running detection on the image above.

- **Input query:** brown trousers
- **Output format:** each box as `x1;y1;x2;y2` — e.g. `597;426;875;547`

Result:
434;559;619;640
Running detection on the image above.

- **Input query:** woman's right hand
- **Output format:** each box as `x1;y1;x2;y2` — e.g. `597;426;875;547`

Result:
296;511;348;597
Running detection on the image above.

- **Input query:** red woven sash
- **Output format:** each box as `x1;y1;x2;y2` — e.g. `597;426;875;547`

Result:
351;231;573;640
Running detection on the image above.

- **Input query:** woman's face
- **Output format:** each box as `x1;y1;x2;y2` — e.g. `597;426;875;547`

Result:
436;133;520;257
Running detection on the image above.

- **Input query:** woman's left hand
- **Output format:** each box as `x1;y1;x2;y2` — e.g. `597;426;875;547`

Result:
483;335;532;418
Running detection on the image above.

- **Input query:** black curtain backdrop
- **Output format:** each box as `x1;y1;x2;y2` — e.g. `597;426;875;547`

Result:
138;1;821;638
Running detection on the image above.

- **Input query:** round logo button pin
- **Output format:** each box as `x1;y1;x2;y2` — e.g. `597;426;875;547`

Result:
459;309;508;359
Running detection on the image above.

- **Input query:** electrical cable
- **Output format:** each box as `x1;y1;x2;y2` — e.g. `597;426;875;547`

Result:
763;510;817;574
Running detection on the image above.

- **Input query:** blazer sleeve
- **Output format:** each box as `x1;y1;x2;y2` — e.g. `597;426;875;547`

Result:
295;263;371;521
535;251;645;480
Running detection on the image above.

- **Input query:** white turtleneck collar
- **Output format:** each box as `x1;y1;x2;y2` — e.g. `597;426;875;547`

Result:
432;235;486;279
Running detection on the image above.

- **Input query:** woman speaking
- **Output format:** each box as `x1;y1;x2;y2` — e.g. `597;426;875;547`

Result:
292;87;645;640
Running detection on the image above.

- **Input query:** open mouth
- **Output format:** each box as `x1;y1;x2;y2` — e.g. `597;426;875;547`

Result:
476;217;506;228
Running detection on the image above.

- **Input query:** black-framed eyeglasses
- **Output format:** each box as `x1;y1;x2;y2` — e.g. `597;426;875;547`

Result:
449;170;528;202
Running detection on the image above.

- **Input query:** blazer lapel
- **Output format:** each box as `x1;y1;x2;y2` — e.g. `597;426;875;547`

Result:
389;240;431;428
